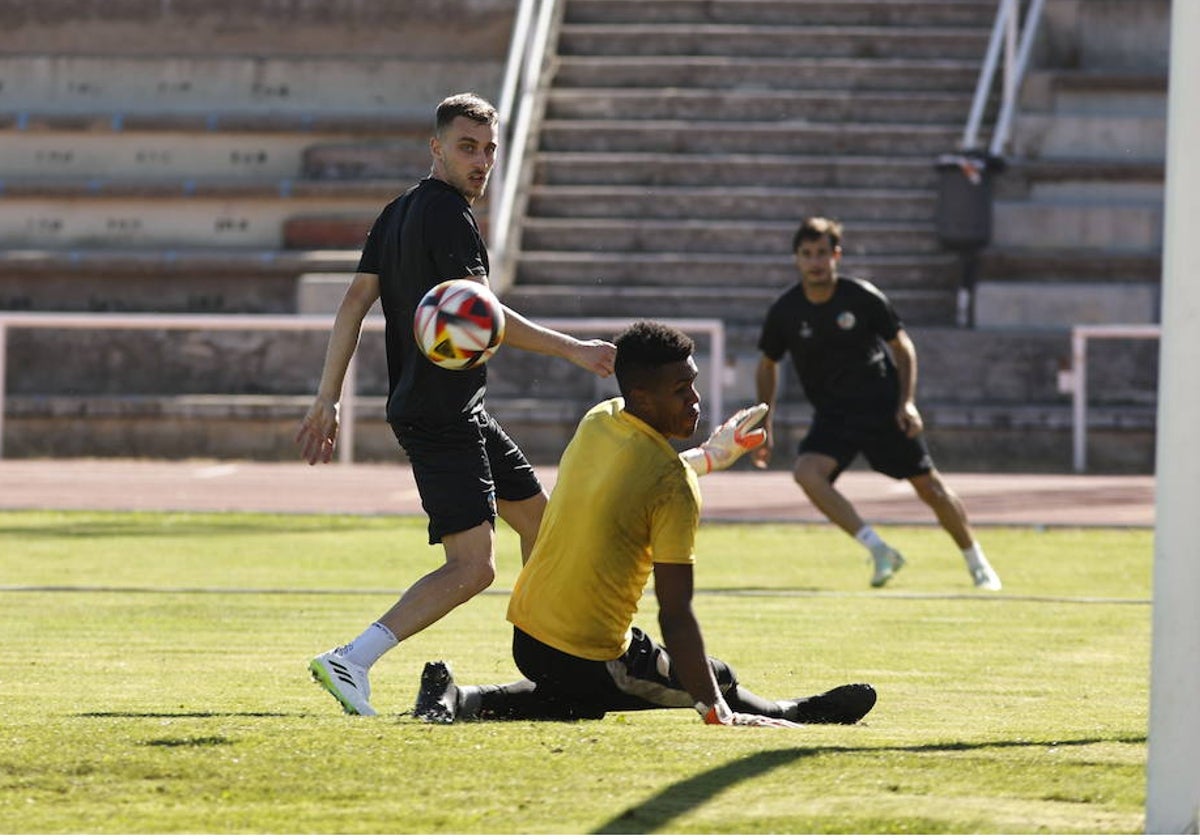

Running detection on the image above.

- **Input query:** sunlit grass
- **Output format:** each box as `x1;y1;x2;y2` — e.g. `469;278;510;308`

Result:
0;511;1150;833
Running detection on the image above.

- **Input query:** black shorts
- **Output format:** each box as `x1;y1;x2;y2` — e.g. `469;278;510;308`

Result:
391;408;541;545
510;626;736;720
800;411;934;482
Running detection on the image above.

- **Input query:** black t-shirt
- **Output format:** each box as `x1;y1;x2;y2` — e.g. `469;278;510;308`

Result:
758;276;903;418
357;178;490;424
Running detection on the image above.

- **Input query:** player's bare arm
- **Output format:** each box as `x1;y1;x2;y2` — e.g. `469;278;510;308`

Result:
751;355;781;467
654;562;800;728
887;330;923;438
652;562;722;708
500;305;617;377
296;272;381;464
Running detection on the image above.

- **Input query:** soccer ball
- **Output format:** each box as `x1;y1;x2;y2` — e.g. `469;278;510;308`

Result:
413;278;506;370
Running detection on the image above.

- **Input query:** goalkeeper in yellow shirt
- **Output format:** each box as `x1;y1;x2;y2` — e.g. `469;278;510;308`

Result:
415;321;876;727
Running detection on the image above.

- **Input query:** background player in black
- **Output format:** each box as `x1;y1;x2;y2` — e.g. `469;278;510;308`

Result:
296;93;617;715
752;217;1001;591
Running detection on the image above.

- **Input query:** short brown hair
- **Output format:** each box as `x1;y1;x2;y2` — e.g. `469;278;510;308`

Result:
435;92;498;136
792;216;844;252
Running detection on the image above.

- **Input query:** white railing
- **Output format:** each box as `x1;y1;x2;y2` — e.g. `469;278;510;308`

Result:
962;0;1047;156
0;313;725;462
488;0;561;294
1064;323;1161;473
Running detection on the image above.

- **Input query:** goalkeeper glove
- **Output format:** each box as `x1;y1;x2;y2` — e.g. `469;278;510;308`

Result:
681;403;769;476
696;699;802;729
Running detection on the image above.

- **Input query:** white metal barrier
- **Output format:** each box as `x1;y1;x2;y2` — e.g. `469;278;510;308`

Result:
0;313;725;462
488;0;561;294
962;0;1046;156
1067;323;1161;473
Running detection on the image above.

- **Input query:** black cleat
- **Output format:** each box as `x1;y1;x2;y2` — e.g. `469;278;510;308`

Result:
789;683;877;724
414;660;459;724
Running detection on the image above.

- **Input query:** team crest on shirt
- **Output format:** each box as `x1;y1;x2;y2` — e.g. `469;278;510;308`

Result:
837;311;857;330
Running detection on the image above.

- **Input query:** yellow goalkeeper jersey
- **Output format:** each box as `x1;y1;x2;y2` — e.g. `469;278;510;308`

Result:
507;397;701;661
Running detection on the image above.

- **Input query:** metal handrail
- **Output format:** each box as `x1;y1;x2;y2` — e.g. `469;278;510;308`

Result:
488;0;561;294
961;0;1047;156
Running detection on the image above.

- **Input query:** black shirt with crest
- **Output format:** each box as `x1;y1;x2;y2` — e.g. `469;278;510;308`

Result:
758;276;903;420
357;177;489;425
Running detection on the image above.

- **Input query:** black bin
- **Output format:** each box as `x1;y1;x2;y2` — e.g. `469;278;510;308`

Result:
934;151;1004;251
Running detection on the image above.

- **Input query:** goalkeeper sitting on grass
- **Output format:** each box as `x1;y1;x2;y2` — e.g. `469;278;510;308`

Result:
414;320;876;728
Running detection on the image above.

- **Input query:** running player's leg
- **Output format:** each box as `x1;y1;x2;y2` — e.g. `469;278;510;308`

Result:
795;416;904;586
863;430;1000;590
480;409;547;563
792;414;863;535
908;469;1001;590
309;416;499;715
908;468;972;548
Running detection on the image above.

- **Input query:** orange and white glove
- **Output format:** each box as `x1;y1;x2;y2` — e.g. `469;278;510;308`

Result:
682;403;769;476
696;699;802;729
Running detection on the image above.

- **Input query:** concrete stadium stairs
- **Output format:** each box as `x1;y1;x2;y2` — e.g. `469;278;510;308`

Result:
502;0;1000;328
0;0;511;313
0;0;1163;472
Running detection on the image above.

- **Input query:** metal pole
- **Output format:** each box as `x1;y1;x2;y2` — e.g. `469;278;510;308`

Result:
990;0;1047;158
1146;0;1200;830
710;325;725;435
962;0;1013;149
490;0;538;260
1071;327;1086;473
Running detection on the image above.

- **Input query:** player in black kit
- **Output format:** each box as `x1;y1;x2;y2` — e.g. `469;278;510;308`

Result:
752;217;1001;591
297;93;617;715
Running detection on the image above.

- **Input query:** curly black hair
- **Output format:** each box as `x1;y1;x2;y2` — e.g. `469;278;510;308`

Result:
613;321;695;398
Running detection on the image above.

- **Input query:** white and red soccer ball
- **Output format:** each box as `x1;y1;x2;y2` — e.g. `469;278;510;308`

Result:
413;278;506;370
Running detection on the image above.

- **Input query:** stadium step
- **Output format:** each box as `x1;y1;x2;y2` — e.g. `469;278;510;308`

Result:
537;119;962;157
533;152;941;190
513;251;958;291
543;88;981;125
0;183;396;249
563;0;999;27
0;55;501;115
551;55;981;92
556;23;991;60
0;248;358;313
501;285;957;327
1;130;335;181
519;218;941;255
7;0;516;58
1012;112;1166;161
525;185;937;222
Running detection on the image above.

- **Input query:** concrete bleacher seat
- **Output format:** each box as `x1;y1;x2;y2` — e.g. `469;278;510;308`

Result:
0;0;1165;472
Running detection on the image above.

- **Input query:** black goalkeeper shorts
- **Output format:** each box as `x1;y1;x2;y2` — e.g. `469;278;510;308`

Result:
510;626;737;719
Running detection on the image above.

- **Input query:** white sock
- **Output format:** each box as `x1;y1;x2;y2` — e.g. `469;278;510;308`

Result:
854;525;887;552
962;541;986;568
340;622;398;670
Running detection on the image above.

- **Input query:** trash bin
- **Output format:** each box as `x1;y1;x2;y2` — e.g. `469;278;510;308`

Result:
934;151;1004;251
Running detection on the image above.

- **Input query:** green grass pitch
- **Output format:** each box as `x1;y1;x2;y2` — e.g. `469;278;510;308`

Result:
0;510;1150;833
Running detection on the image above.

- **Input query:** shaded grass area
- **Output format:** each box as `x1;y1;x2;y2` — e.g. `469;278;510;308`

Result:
0;511;1150;833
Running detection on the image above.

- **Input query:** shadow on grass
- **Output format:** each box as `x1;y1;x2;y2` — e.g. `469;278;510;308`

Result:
592;734;1146;834
141;735;235;748
0;514;411;541
76;711;306;719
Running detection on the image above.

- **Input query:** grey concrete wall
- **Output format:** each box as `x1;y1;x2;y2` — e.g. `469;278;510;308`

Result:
0;0;518;58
